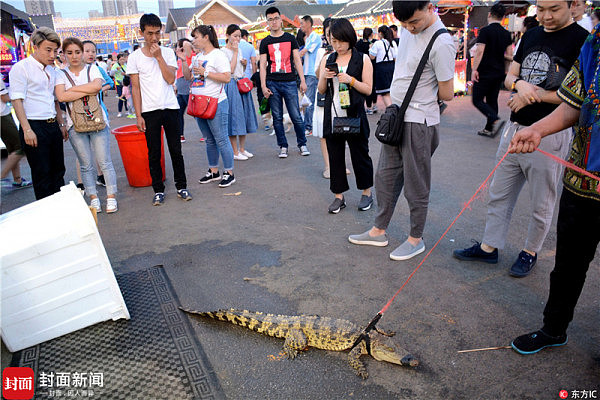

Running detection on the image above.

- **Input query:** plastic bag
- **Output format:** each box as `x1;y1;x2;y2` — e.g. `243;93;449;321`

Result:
300;94;312;108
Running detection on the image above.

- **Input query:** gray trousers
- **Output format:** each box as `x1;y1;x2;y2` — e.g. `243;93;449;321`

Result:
482;122;571;253
374;122;439;238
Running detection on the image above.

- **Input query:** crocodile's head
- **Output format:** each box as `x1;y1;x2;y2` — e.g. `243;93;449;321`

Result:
368;331;419;367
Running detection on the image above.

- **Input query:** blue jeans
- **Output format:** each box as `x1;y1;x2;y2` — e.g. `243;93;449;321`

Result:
69;125;117;197
303;75;318;132
195;99;234;171
266;80;306;148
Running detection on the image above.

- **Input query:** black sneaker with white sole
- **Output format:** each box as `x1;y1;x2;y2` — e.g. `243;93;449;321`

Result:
96;174;106;186
199;169;220;184
218;172;236;187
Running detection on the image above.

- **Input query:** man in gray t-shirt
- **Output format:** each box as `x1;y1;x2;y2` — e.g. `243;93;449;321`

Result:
349;1;456;261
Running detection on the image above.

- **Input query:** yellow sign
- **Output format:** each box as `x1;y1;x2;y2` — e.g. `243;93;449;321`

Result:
255;31;270;40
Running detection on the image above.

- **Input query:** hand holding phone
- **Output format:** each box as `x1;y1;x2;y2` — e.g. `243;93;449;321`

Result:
325;62;339;75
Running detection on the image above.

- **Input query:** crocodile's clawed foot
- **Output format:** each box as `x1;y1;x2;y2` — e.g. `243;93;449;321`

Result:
355;368;368;379
284;348;298;359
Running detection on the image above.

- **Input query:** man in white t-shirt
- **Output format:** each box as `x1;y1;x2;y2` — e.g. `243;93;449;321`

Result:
128;13;191;206
349;1;456;261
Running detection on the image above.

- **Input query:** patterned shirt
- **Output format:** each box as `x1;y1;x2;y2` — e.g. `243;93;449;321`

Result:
557;31;600;201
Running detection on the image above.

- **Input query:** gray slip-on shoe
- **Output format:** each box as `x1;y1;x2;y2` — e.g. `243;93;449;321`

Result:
390;239;425;261
358;194;373;211
348;230;388;247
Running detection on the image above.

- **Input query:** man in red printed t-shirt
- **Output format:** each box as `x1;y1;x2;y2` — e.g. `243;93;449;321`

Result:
259;6;310;159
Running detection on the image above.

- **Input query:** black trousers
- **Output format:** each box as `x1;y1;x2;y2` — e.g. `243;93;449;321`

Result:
176;94;189;136
325;129;373;194
19;119;65;200
542;189;600;336
472;77;503;130
141;109;187;193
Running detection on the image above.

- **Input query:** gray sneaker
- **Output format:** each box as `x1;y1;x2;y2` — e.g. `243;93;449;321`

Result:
348;230;388;247
358;194;373;211
299;145;310;156
390;239;425;261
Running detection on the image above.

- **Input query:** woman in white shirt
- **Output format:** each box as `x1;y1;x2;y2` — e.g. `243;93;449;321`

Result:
54;37;118;213
222;24;258;161
182;25;236;188
369;25;397;107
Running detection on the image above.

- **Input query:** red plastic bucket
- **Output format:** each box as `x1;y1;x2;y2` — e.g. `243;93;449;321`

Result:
112;125;165;187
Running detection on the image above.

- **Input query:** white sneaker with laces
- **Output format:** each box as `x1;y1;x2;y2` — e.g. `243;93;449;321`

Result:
241;150;254;158
90;198;102;213
278;147;288;158
106;198;118;213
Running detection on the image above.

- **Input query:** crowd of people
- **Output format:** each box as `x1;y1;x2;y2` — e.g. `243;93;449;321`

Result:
2;0;599;358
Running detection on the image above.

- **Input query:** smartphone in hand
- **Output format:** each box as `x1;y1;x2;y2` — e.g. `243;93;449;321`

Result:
325;62;339;75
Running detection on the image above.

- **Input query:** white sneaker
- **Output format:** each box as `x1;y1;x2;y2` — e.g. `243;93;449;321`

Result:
241;150;254;158
90;198;102;213
234;152;249;161
278;147;288;158
117;113;122;118
299;145;310;156
106;198;118;213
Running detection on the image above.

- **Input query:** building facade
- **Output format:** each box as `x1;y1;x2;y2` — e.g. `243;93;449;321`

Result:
24;0;55;15
158;0;174;18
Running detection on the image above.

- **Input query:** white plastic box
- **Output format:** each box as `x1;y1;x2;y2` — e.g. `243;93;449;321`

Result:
0;183;130;352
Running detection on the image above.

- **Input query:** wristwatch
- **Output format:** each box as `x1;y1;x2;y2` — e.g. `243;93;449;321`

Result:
511;78;522;91
203;70;209;79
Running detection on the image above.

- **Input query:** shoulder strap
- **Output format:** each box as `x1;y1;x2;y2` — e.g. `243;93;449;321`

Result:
86;65;91;82
398;28;447;116
61;69;76;87
382;40;390;61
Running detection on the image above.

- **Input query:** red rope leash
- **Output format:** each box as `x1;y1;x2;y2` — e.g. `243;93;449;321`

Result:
350;149;511;348
535;148;600;194
359;146;600;335
377;149;511;316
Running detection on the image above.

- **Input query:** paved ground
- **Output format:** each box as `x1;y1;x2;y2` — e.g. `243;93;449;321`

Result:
2;90;599;399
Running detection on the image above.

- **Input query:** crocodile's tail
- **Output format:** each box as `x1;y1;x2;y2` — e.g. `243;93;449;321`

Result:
178;307;289;338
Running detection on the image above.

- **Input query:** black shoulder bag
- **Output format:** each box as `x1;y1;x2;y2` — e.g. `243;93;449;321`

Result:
375;28;447;146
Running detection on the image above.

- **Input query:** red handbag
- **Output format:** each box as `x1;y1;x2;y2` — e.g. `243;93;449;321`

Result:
187;94;218;119
236;78;253;94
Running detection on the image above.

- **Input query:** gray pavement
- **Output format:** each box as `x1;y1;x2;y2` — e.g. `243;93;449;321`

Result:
1;90;599;399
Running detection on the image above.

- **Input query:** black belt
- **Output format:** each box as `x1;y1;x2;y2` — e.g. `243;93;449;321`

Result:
30;118;57;123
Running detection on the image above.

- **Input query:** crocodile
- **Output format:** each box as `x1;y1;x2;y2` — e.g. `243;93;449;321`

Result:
179;307;418;378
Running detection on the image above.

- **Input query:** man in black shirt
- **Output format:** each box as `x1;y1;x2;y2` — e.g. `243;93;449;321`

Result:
454;0;588;278
259;6;310;158
471;2;513;137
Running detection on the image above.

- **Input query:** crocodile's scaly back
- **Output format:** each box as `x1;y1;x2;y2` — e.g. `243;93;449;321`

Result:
179;307;418;379
179;308;362;351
